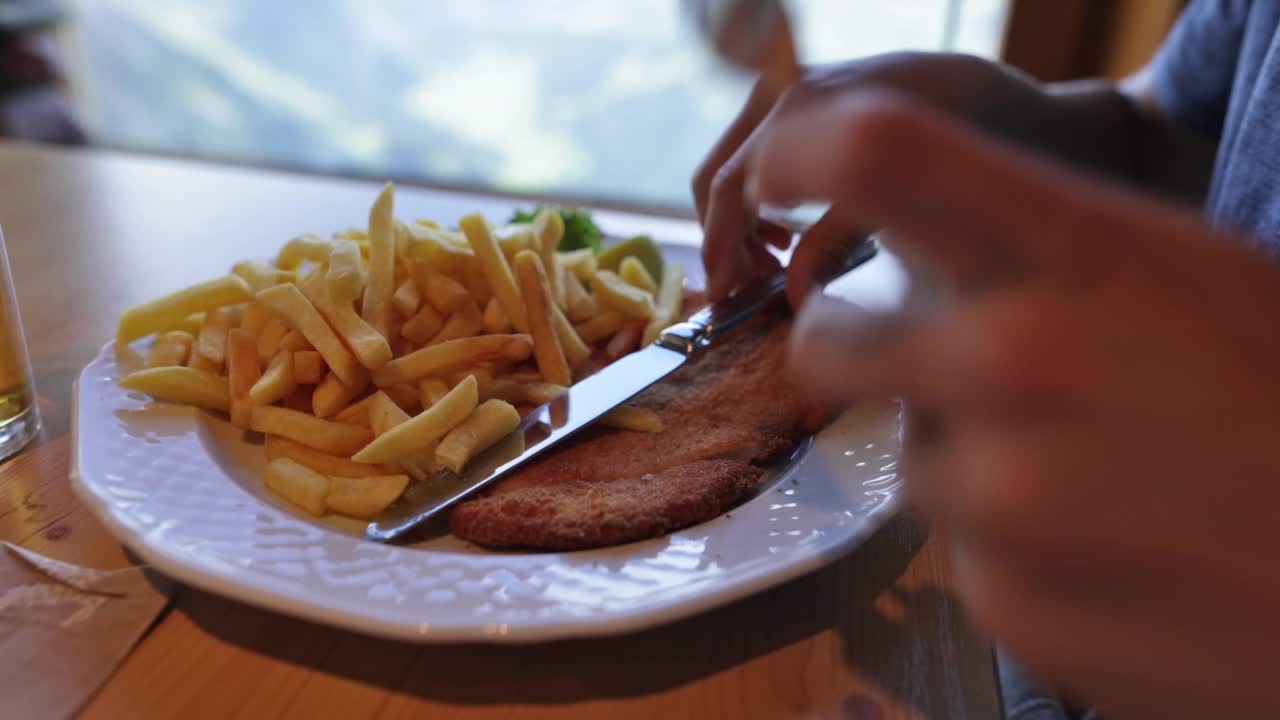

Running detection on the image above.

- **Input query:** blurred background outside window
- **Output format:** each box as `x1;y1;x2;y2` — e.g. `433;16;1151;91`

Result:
54;0;1008;211
0;1;1182;212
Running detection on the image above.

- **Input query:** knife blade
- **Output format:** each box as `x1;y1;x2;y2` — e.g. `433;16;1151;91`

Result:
364;240;878;543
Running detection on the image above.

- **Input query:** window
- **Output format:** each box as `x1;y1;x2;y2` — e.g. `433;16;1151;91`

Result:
63;0;1010;210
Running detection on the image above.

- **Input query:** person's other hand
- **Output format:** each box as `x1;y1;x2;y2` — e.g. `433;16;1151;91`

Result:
756;91;1280;718
693;52;1007;305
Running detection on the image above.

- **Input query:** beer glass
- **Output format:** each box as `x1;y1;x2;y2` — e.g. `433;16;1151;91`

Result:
0;227;40;460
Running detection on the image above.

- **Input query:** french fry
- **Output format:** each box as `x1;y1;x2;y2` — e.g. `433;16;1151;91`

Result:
604;319;646;362
600;404;664;433
250;406;374;455
365;392;440;481
120;366;230;413
146;331;193;368
226;328;262;429
403;224;476;275
239;301;271;339
325;474;410;519
188;351;221;374
299;273;392;370
498;224;534;261
373;334;533;386
488;379;565;406
264;435;398;477
533;209;565;308
557;248;597;281
501;366;544;383
419;378;450;408
284;385;314;413
170;312;206;337
256;283;361;386
447;367;493;400
643;261;685;346
482;296;511;334
619;255;659;295
276;233;331;271
232;259;294;293
265;458;329;516
116;274;252;346
278;329;312;352
383;383;421;413
292;350;326;384
550;303;591;369
250;350;297;406
562;263;597;322
312;367;370;419
461;266;493;308
333;392;376;427
513;250;571;386
326;237;366;305
256;317;289;366
352;383;434;482
421;269;471;315
391;277;421;317
459;213;528;333
436;399;521;473
366;391;410;436
575;310;625;343
592;270;655;319
353;375;478;464
401;304;445;345
428;302;483;345
335;227;369;244
362;182;397;340
194;306;236;366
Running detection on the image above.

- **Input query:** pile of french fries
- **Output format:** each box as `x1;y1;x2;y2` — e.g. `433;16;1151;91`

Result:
114;184;685;520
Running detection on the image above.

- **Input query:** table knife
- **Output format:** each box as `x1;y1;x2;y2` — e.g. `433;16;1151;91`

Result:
364;240;878;543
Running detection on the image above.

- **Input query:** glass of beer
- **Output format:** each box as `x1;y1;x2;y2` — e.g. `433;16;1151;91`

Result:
0;227;40;460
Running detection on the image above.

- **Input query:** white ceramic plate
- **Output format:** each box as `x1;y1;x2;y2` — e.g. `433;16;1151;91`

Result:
71;245;905;643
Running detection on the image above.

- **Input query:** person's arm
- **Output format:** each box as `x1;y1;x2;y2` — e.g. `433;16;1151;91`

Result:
694;51;1222;302
966;61;1217;207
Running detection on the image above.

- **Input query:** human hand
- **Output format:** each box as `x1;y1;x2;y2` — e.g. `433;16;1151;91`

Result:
693;52;1009;305
754;91;1280;718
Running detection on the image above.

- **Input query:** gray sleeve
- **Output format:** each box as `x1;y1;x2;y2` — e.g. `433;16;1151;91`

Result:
1150;0;1251;138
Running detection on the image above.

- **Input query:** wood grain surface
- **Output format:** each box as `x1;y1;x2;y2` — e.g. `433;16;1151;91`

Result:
0;141;999;719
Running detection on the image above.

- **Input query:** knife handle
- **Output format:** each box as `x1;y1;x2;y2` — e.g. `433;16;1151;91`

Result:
659;239;878;357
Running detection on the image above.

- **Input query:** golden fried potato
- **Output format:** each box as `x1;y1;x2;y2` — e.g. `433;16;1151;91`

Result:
643;261;685;346
256;283;361;386
325;474;409;519
250;406;374;455
226;328;262;429
146;331;193;368
265;435;398;477
436;399;521;473
459;213;528;333
361;182;397;340
513;250;571;387
312;367;371;419
372;334;533;386
353;375;478;464
265;458;329;516
120;366;230;413
250;350;297;406
116;274;252;346
591;270;655;319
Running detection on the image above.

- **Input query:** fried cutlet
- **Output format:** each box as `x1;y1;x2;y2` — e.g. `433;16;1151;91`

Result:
449;314;819;550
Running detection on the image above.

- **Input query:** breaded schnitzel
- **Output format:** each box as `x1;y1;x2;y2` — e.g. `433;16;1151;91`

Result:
449;314;819;550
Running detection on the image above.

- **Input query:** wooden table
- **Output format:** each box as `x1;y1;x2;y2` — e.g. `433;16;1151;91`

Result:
0;141;1000;719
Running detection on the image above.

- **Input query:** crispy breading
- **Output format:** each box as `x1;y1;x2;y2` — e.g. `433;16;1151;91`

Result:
450;314;818;549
